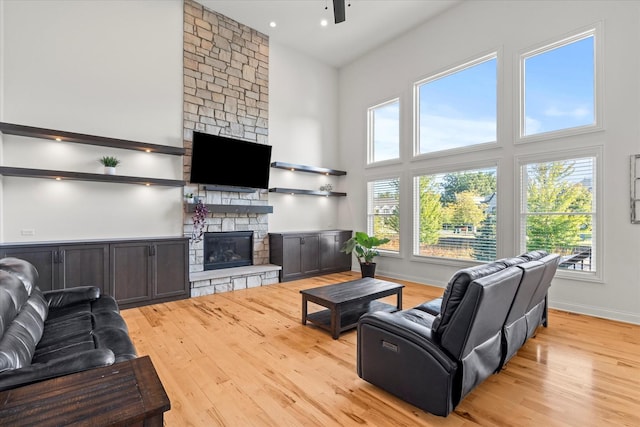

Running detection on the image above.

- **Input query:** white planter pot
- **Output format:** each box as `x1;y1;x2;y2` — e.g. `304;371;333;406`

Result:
104;166;117;175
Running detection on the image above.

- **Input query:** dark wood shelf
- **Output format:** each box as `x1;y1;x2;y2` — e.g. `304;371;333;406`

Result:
185;203;273;214
0;121;185;156
270;161;346;176
269;187;347;197
0;166;186;187
202;185;260;193
306;301;397;334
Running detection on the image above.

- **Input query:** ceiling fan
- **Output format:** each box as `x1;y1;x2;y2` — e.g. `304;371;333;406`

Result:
332;0;348;24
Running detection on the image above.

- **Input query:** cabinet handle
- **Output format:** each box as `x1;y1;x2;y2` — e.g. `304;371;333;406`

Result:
301;238;305;244
58;250;65;264
149;245;156;256
53;251;59;264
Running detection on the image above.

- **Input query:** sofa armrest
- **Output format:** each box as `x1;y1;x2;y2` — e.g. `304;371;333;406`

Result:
357;310;459;416
0;348;115;392
43;286;101;308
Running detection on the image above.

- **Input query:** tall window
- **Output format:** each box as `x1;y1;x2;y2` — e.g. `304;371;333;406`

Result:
415;53;497;155
368;99;400;164
413;167;497;261
367;177;400;253
520;156;596;273
521;28;597;138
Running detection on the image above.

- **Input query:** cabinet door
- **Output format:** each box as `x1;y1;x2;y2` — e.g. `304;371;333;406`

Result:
59;244;109;295
301;235;320;275
153;240;189;300
282;236;304;280
110;243;152;306
0;246;58;291
337;231;353;271
319;233;338;272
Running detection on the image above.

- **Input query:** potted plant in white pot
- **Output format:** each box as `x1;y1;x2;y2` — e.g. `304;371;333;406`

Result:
341;231;390;278
99;156;121;175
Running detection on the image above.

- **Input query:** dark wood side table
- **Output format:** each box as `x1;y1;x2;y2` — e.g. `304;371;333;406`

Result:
0;356;170;427
301;277;404;339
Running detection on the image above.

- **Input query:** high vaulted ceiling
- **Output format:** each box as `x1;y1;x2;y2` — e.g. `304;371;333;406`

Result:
197;1;463;68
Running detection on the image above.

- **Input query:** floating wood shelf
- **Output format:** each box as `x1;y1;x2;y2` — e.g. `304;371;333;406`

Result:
0;167;186;187
270;162;346;176
202;185;261;193
0;122;185;156
185;203;273;214
269;187;347;197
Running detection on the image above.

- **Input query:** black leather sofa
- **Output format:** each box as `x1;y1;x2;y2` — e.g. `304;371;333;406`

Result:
357;251;560;416
0;257;137;391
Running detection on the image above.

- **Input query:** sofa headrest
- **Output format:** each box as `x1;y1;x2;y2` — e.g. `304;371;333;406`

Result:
431;262;507;337
0;258;39;295
518;250;548;262
0;271;30;317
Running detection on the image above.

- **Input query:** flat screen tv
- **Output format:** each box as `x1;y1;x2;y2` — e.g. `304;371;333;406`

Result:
190;131;272;189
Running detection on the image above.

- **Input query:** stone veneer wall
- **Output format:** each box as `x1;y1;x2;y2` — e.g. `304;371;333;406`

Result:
182;0;271;283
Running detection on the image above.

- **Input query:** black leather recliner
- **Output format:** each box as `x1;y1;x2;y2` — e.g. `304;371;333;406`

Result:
0;257;137;391
357;252;560;416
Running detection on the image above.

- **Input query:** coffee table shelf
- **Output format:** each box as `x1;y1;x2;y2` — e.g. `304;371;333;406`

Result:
306;301;398;335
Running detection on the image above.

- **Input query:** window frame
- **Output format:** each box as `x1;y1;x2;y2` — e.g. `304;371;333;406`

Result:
515;147;603;282
367;97;401;166
517;23;604;144
410;160;499;266
366;175;402;257
412;51;500;159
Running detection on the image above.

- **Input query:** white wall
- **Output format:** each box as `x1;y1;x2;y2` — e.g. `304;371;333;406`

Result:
0;0;184;242
268;42;343;232
338;0;640;324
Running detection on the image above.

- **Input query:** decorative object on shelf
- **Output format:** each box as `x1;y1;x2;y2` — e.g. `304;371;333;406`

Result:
185;193;195;204
340;231;390;278
319;184;333;192
191;199;209;243
98;156;121;175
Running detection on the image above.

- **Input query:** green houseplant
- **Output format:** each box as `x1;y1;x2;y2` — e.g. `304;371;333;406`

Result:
341;231;390;278
98;156;121;175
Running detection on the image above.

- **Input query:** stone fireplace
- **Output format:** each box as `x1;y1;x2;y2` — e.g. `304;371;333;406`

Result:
182;0;280;297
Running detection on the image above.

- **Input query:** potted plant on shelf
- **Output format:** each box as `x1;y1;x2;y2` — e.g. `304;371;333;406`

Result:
341;231;390;278
98;156;121;175
185;193;195;204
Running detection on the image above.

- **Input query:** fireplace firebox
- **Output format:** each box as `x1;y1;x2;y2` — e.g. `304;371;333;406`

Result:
203;231;253;270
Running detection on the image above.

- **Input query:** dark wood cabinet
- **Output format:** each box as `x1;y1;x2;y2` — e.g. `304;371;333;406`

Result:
0;243;109;293
1;237;188;308
269;230;352;282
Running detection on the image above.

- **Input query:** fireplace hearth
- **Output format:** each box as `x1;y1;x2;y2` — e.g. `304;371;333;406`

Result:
204;231;253;270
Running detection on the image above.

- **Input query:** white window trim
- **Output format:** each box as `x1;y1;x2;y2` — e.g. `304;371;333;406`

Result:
410;159;500;265
515;146;604;282
367;97;401;166
412;50;499;158
366;174;402;257
517;22;604;144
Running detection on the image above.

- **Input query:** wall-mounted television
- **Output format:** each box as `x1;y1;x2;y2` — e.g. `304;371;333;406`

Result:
189;131;272;189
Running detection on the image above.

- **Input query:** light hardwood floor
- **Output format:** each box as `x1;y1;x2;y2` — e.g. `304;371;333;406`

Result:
121;272;640;426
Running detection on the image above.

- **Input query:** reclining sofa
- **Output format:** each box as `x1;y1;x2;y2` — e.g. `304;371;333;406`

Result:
0;257;137;391
357;251;560;416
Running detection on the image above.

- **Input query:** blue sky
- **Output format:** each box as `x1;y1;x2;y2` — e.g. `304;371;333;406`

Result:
372;34;595;160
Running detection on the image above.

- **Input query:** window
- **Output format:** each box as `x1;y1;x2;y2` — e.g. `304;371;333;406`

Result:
415;54;497;155
368;99;400;164
367;177;400;253
413;167;497;261
520;156;597;274
521;28;598;138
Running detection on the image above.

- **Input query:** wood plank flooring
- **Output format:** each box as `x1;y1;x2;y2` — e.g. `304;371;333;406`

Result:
121;272;640;426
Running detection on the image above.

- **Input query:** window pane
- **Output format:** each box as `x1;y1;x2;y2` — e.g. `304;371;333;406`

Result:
369;99;400;163
522;157;595;272
368;178;399;252
417;57;496;154
523;35;595;136
414;167;497;261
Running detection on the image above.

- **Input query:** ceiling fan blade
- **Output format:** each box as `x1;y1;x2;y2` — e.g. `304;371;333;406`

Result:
333;0;346;23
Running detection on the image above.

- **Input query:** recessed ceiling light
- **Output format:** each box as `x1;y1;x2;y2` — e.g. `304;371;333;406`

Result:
269;21;276;28
320;19;328;27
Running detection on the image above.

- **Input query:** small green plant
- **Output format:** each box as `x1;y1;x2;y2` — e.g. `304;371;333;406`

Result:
98;156;121;167
341;231;390;265
185;193;194;199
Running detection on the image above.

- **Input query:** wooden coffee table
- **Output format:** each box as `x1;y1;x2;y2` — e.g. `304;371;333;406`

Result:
300;277;404;339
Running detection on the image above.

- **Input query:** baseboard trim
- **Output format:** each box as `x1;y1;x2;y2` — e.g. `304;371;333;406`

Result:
549;301;640;325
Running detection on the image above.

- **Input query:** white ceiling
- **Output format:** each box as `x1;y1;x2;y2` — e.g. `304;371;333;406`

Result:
198;0;463;68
